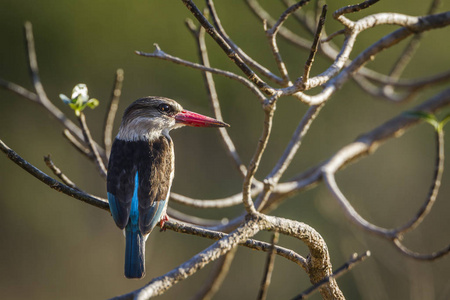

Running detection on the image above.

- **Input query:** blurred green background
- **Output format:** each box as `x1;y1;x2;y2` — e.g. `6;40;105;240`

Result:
1;1;449;299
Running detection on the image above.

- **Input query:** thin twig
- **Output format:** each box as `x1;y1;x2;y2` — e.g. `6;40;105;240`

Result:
246;0;313;50
302;5;327;85
189;248;237;300
290;11;450;104
394;127;444;235
103;68;124;159
0;78;39;102
242;105;277;214
186;18;247;177
206;0;285;86
256;104;324;211
333;0;380;19
266;0;311;85
259;213;344;299
393;238;450;261
246;0;408;88
182;0;276;96
63;129;92;157
321;29;345;43
322;89;450;258
22;22;107;160
353;70;450;103
292;251;371;299
170;190;259;209
167;207;227;227
381;0;441;95
282;0;317;34
78;112;107;179
44;155;78;189
164;220;308;269
257;232;279;300
136;45;266;102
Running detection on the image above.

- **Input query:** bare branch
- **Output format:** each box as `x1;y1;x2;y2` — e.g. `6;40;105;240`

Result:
78;112;107;179
333;0;380;20
302;5;327;85
291;11;450;104
393;238;450;261
181;0;276;96
44;155;78;189
167;207;227;227
393;124;445;235
265;88;450;213
242;106;277;214
321;29;345;43
103;68;124;159
189;248;237;300
265;0;311;84
0;138;109;211
186;18;247;177
113;214;341;300
257;232;279;300
164;220;308;269
282;0;317;34
322;89;450;257
256;104;323;211
63;129;93;158
136;45;266;102
259;214;344;299
246;0;313;50
206;0;285;86
0;78;39;102
381;0;440;97
21;22;107;160
293;251;371;299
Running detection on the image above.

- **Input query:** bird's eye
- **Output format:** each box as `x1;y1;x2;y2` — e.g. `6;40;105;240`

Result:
158;103;172;114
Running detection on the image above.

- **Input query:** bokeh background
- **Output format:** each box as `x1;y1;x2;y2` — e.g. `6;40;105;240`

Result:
1;1;449;299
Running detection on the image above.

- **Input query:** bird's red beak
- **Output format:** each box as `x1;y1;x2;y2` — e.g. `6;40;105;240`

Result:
175;110;230;128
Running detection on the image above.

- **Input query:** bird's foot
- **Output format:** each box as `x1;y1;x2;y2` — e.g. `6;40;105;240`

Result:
159;214;169;232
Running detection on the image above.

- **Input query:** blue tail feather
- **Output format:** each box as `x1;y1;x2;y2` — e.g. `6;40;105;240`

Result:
123;172;146;279
125;223;145;279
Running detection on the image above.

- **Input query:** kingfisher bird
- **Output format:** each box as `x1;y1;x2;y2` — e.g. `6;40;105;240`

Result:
107;96;229;279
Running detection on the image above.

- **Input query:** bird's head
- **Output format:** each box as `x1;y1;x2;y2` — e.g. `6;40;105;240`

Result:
117;96;229;141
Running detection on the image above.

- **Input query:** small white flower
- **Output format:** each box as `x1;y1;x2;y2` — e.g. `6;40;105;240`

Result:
60;83;99;116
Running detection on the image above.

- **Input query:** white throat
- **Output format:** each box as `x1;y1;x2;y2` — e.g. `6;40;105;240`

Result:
116;115;184;142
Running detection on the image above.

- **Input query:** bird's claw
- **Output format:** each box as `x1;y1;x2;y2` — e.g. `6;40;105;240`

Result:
159;214;169;232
